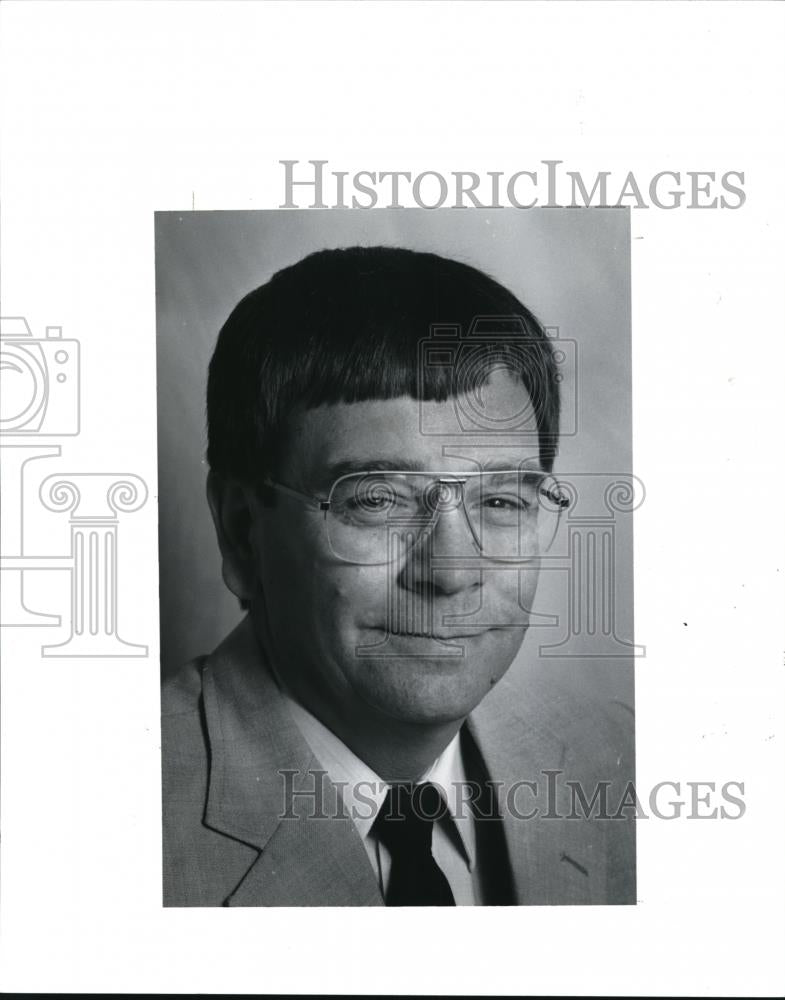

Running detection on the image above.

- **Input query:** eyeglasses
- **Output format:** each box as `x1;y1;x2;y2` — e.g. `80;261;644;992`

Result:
264;468;570;566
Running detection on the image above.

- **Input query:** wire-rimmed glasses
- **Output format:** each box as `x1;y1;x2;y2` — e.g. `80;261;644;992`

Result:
264;467;570;567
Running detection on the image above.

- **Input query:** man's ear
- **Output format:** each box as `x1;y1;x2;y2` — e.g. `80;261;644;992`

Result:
206;470;259;604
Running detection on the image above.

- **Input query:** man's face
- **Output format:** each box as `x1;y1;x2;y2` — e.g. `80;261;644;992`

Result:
247;369;545;731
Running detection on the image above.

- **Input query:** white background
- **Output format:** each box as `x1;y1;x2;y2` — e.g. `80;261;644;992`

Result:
1;1;784;995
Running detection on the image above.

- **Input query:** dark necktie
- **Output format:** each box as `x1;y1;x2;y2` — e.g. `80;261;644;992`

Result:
372;781;456;906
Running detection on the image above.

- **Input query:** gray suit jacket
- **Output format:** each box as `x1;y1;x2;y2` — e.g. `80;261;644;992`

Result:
162;616;636;906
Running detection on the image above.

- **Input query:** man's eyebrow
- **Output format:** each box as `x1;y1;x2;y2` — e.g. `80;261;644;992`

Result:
318;458;427;483
481;459;546;474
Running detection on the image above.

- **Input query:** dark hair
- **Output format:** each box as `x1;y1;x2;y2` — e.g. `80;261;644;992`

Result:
207;245;561;484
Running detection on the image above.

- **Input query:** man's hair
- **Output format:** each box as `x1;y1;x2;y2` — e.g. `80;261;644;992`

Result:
207;245;561;484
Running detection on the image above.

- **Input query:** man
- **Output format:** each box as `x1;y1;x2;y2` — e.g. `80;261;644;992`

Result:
162;245;635;906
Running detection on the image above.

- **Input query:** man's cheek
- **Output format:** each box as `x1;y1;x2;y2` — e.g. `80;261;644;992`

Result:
477;569;538;626
322;566;387;611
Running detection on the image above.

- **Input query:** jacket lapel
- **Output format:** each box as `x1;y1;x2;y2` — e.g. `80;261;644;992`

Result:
467;665;614;905
201;617;383;906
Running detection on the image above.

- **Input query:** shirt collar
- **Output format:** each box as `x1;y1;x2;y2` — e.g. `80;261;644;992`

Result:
280;692;475;869
421;728;476;870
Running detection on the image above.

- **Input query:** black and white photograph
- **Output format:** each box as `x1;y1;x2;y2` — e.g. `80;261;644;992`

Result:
156;209;637;907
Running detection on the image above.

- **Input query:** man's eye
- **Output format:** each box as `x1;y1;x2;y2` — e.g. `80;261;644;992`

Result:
355;493;396;510
345;487;410;513
483;494;530;510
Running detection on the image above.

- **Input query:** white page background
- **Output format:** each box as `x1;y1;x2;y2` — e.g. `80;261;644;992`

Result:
1;2;783;995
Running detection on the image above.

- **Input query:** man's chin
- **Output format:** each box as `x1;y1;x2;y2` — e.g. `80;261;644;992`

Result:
348;639;522;726
361;688;480;727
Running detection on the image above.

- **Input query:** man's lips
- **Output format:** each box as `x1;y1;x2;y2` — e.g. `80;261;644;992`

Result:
368;627;494;640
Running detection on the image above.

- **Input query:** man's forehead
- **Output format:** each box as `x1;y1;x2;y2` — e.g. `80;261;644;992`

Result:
282;374;542;485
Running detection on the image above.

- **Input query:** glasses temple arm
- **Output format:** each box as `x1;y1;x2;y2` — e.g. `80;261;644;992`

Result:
263;478;327;512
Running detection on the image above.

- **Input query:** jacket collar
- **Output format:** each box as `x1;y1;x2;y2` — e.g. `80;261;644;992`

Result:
201;616;383;905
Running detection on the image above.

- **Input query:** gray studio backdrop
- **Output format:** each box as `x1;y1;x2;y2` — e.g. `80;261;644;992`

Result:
155;208;635;707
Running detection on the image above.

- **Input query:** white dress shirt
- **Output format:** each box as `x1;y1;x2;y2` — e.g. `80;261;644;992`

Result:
281;693;480;905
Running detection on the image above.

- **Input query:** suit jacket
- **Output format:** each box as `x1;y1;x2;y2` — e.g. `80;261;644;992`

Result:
162;616;636;906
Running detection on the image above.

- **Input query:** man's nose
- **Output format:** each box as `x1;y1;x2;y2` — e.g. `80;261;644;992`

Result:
398;506;482;597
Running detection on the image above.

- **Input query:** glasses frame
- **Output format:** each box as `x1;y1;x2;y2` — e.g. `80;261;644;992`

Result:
262;468;570;566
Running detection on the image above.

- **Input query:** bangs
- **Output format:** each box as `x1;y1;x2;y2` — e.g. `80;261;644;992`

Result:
293;318;544;408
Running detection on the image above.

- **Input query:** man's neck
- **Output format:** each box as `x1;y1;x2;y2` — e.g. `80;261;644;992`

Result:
286;679;463;782
320;704;464;783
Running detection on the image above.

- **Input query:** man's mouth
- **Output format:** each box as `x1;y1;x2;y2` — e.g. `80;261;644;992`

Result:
372;627;493;640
